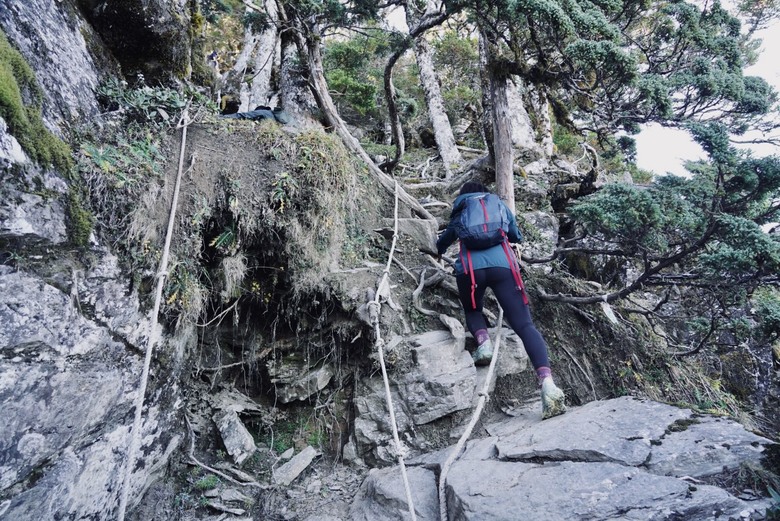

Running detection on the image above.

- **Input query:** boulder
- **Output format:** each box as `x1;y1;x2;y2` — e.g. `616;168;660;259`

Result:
646;415;772;478
495;397;691;465
398;330;476;425
213;410;257;465
352;329;532;465
349;466;439;521
519;210;559;265
353;377;415;466
490;327;530;378
379;218;439;253
447;460;760;521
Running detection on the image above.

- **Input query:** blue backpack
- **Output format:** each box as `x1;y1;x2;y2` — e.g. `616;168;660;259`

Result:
454;193;510;250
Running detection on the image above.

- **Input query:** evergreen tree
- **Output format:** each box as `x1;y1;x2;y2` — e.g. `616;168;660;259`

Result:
563;122;780;353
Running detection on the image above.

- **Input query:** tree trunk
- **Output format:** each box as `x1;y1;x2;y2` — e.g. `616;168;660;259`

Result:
479;29;514;210
478;32;494;163
246;0;280;108
413;36;462;178
380;9;449;174
405;1;462;178
383;118;393;146
279;31;319;128
491;70;515;211
280;7;434;220
222;24;258;111
528;85;554;157
383;50;406;171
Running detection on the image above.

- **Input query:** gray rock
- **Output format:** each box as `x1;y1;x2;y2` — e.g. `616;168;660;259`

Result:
353;377;415;466
341;436;365;467
646;415;775;478
381;218;439;252
220;488;253;503
206;386;265;414
447;459;761;521
491;327;529;378
352;397;772;520
267;358;335;403
77;252;147;346
497;397;691;465
496;396;690;465
280;447;295;461
0;156;68;244
0;0;103;129
349;466;439;521
0;117;27;165
519;210;559;264
274;446;320;486
0;253;188;520
398;330;476;425
213;410;257;465
206;501;246;515
353;329;528;465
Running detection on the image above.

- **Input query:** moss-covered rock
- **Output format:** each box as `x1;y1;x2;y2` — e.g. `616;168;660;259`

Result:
0;30;72;171
66;188;94;247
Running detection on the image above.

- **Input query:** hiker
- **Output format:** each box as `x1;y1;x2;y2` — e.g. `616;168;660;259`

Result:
436;181;566;419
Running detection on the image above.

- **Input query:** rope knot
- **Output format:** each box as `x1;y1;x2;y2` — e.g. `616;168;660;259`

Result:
367;300;381;324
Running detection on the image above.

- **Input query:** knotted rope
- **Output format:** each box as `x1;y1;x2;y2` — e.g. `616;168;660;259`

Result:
117;110;191;520
369;181;417;521
438;306;504;521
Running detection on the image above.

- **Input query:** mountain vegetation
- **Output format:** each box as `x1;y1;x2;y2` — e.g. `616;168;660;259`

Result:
1;0;780;517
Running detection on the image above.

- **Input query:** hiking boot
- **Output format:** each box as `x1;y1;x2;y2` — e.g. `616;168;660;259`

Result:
472;339;493;366
541;378;566;419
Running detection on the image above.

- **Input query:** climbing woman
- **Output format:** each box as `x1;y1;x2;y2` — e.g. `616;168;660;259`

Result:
436;181;566;419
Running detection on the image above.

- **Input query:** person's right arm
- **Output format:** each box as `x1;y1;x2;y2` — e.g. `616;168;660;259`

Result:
504;202;523;243
436;221;458;255
436;200;465;255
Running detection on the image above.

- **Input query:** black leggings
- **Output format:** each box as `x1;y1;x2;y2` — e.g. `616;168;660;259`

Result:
456;267;550;369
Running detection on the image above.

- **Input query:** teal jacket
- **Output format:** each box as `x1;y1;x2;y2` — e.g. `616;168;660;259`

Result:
436;192;522;276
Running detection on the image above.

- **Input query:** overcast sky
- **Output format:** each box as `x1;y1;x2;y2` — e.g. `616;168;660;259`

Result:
635;23;780;177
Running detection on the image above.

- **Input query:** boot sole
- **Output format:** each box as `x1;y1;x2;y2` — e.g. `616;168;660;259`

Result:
473;356;492;366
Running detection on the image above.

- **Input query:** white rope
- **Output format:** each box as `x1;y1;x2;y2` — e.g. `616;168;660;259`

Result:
438;307;504;521
370;181;418;521
117;109;191;520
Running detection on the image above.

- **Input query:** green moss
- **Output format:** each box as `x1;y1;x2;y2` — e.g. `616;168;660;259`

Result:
189;28;212;85
665;417;700;434
67;189;94;247
0;30;73;171
193;474;220;490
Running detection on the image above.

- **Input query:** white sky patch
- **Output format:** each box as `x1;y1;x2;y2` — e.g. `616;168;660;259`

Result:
636;22;780;177
635;124;704;177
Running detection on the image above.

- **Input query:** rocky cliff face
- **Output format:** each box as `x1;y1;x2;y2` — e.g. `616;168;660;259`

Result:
0;0;105;128
0;0;193;518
